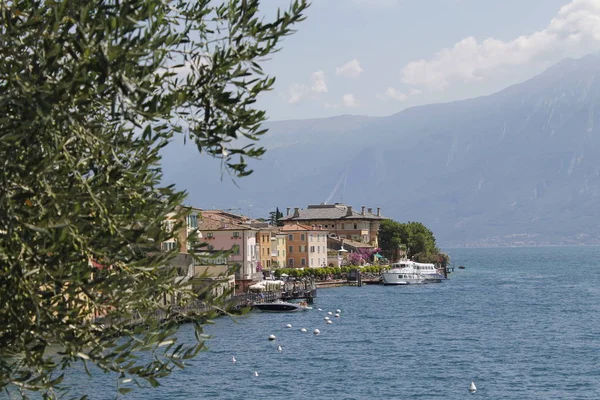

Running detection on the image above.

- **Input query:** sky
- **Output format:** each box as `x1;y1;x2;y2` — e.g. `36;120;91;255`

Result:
257;0;600;121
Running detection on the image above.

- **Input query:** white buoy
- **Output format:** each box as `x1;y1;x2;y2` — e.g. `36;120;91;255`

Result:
334;313;340;318
268;334;276;341
232;356;236;363
326;320;333;324
277;345;282;352
285;324;292;328
469;381;477;393
254;371;259;377
313;329;320;335
300;328;307;332
336;309;341;313
324;316;330;321
328;311;333;315
317;308;322;311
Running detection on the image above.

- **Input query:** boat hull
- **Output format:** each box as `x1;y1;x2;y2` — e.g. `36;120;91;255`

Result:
253;302;311;312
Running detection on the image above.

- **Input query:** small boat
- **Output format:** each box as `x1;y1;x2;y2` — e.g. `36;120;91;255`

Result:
253;300;312;312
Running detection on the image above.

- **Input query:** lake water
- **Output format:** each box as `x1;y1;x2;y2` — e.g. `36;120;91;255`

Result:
31;247;600;399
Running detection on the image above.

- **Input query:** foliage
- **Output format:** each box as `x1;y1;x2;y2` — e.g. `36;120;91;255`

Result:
269;207;284;226
379;220;439;260
0;0;307;396
347;247;380;266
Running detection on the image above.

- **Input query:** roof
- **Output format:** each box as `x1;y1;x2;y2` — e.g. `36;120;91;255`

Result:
280;223;327;232
280;204;383;221
198;210;257;231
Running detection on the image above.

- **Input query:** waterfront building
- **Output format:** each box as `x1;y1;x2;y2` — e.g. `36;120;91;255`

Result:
271;231;287;268
198;210;261;292
280;223;328;268
161;206;202;253
280;203;384;247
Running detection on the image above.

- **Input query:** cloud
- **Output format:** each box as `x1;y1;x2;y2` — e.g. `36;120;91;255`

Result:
380;87;422;102
400;0;600;90
383;87;408;101
335;59;364;78
342;94;358;108
287;70;328;103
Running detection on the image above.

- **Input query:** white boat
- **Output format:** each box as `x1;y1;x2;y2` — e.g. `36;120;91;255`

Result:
253;300;312;312
381;260;445;285
381;261;424;285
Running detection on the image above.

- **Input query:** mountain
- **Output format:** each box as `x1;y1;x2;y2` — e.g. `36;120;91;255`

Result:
161;53;600;247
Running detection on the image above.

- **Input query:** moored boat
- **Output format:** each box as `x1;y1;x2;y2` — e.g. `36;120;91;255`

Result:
381;260;445;285
253;300;312;312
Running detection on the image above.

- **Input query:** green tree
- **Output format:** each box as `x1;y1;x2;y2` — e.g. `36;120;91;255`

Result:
0;0;307;396
379;220;439;261
269;207;284;226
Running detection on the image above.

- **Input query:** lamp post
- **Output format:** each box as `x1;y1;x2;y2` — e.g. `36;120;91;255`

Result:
337;243;348;267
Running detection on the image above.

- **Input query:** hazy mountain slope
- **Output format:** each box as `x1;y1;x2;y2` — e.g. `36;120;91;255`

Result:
161;54;600;246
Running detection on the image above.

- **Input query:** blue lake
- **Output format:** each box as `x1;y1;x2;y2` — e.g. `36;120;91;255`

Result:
37;247;600;399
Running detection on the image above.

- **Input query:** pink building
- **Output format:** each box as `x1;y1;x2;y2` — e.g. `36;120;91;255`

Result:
199;211;261;292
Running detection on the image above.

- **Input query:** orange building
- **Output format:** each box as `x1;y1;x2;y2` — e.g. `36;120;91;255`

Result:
280;223;328;268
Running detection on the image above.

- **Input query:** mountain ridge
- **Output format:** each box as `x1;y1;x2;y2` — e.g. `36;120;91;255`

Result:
161;53;600;247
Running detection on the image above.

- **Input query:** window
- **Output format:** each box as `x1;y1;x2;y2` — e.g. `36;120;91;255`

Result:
310;246;315;253
233;232;240;238
207;245;214;251
207;232;214;239
288;245;293;254
310;258;314;266
301;234;305;241
354;223;357;229
277;250;280;256
232;244;240;255
301;258;306;266
288;258;294;267
288;234;293;241
341;223;345;229
299;245;306;252
186;214;198;229
161;241;177;251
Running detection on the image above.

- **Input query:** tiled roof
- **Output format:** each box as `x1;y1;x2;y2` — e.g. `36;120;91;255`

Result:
280;204;383;221
198;210;256;231
280;223;327;232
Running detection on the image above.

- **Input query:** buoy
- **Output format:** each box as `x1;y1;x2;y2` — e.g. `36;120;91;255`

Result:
334;313;340;318
285;324;292;328
268;334;276;341
327;311;333;315
300;328;307;332
324;316;330;321
469;381;477;393
277;345;282;352
232;356;236;363
326;320;333;324
317;308;322;311
336;309;341;313
254;371;259;377
313;329;320;335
